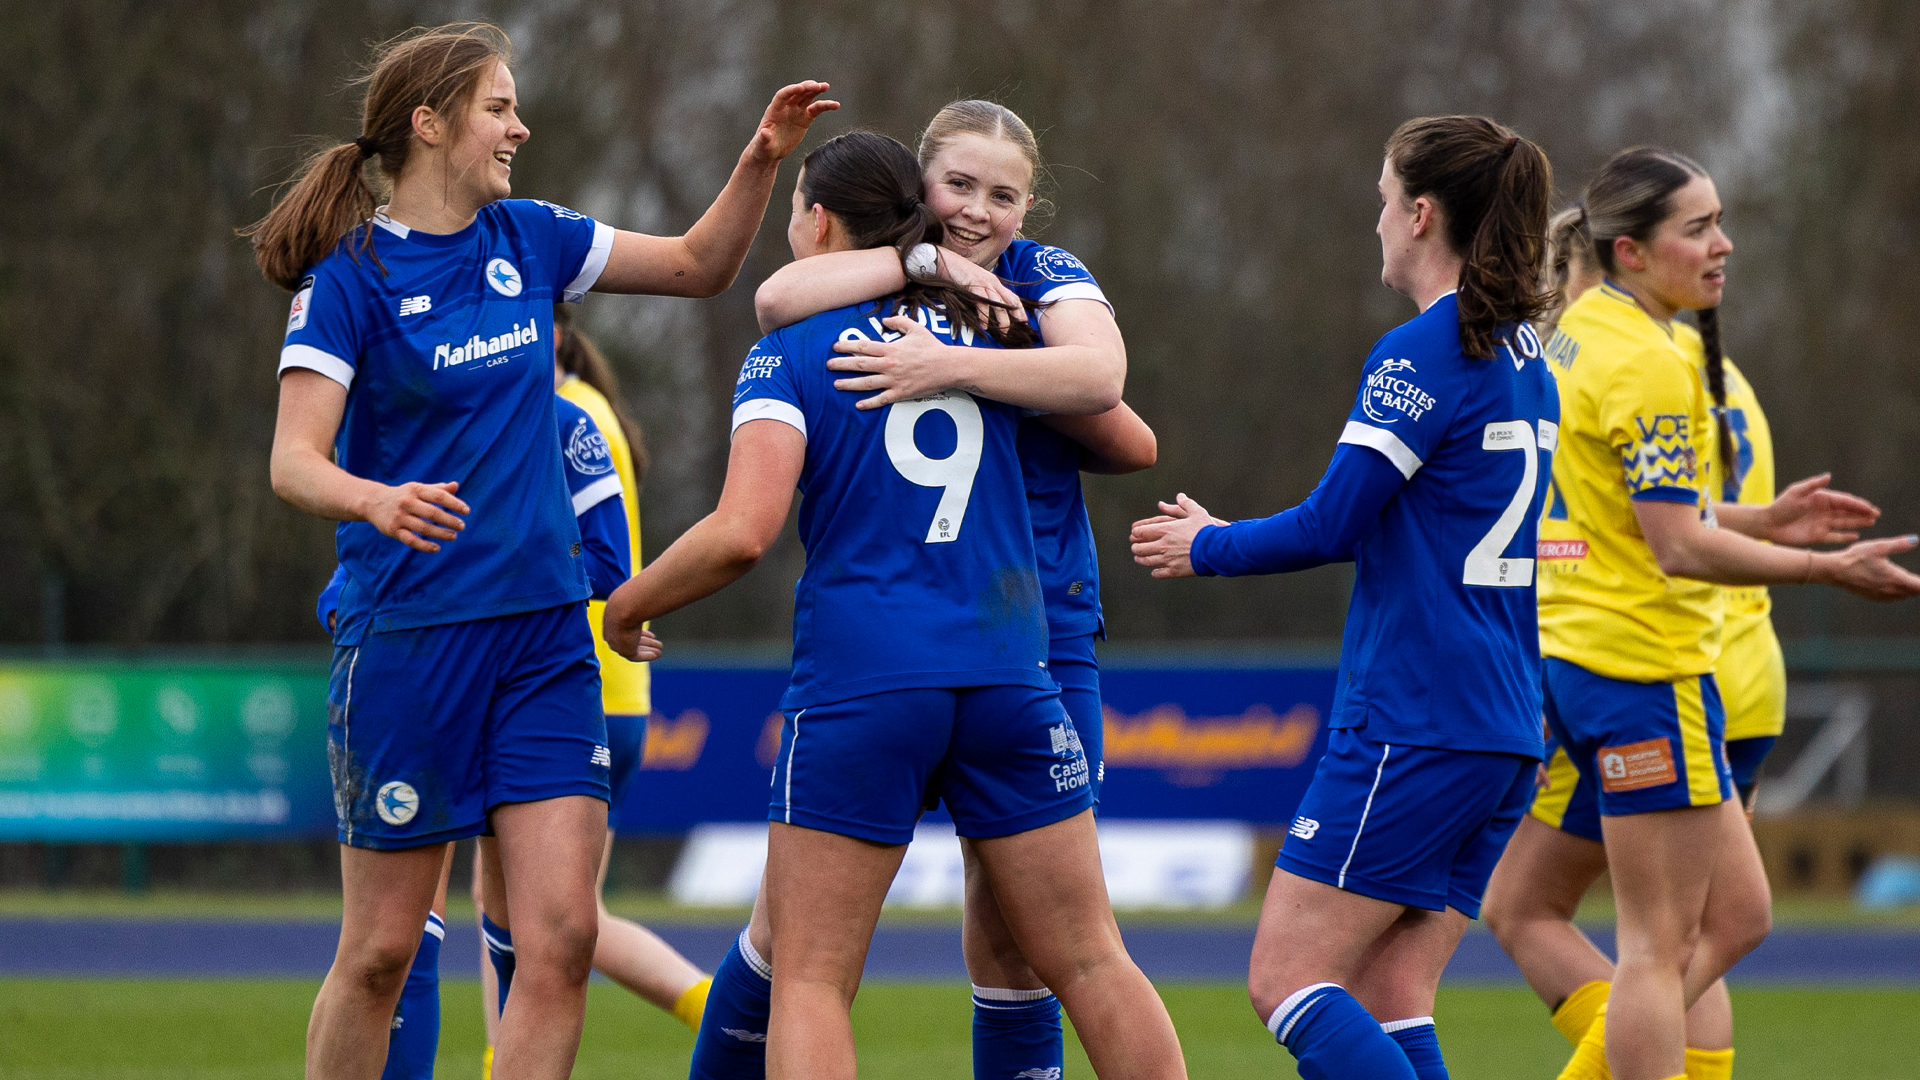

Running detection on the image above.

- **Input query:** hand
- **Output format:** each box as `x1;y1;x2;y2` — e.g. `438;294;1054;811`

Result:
1130;494;1228;579
602;592;665;661
932;250;1026;335
827;315;964;409
745;82;840;164
1765;473;1880;546
362;481;467;553
1817;534;1920;603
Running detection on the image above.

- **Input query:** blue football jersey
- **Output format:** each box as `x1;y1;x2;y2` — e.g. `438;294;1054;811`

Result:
997;239;1112;639
1331;293;1559;757
280;199;614;643
731;300;1052;710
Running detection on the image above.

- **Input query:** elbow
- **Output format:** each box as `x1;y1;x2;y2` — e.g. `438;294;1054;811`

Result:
754;280;790;331
268;455;301;507
1127;430;1159;471
1647;541;1697;579
718;521;779;569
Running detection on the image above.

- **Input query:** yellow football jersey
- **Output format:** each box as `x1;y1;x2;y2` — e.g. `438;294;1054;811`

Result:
559;376;650;716
1537;283;1724;683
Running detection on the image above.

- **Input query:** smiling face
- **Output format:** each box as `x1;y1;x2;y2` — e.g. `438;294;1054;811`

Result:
922;133;1035;268
1615;175;1732;315
441;60;529;208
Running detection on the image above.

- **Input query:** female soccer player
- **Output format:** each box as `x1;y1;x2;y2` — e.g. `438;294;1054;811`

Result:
603;131;1185;1080
472;309;711;1078
249;23;834;1079
721;99;1155;1080
1133;115;1562;1080
1485;147;1919;1080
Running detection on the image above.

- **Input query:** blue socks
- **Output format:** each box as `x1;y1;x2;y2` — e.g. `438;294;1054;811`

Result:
1267;982;1418;1080
481;913;515;1016
971;985;1064;1080
688;929;773;1080
381;912;444;1080
1384;1016;1449;1080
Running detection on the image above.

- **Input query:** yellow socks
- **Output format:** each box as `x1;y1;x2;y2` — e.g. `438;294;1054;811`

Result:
1552;980;1612;1046
1685;1047;1734;1080
671;975;714;1031
481;1044;494;1080
1556;1000;1612;1080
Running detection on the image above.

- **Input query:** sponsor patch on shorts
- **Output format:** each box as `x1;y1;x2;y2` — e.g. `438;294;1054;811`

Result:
1598;738;1678;793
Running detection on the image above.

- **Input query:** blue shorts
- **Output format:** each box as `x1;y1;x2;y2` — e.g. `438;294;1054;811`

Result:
1531;731;1776;843
1049;633;1103;805
604;712;647;832
1276;729;1534;918
327;602;609;850
1542;657;1732;821
771;684;1093;845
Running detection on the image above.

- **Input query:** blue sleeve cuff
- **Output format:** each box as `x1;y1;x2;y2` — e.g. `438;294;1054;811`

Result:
1189;525;1221;577
1630;486;1700;505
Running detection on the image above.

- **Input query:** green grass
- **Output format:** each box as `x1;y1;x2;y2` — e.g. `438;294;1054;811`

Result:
0;979;1916;1079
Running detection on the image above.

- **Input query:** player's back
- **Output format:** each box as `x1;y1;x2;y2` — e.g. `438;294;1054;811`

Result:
1336;293;1558;758
731;300;1051;710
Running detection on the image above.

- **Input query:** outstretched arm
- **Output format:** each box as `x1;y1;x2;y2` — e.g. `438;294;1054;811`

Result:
602;420;806;658
1635;500;1920;601
593;82;839;298
1714;473;1880;545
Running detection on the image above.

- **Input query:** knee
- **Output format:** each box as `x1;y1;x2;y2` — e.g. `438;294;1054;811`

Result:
340;934;420;998
1248;968;1292;1025
1708;901;1771;961
523;911;600;984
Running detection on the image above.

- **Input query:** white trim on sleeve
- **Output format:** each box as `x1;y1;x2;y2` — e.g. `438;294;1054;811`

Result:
1035;281;1112;312
1338;420;1423;479
279;344;356;389
571;474;624;516
563;220;615;302
731;398;807;440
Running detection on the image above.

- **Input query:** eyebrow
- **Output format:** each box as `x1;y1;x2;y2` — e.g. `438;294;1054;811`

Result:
482;96;514;107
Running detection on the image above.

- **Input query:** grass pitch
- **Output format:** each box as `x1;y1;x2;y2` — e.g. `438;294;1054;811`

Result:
1;978;1916;1079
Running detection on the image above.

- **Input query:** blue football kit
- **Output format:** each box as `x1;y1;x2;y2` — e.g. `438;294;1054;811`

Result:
731;297;1091;845
282;199;617;849
1192;293;1559;914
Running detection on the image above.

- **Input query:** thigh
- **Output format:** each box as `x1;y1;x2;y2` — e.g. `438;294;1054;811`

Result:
764;822;907;992
1601;804;1724;955
1545;658;1732;821
486;603;611;812
1251;867;1408;1005
338;842;452;956
771;689;954;845
491;795;608;942
603;711;648;831
1351;905;1472;1020
1484;814;1609;924
328;628;494;849
969;810;1124;982
1277;729;1529;914
1048;633;1104;804
939;684;1093;839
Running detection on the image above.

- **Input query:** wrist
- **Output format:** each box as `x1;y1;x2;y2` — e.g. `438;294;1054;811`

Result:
904;242;942;283
1189;523;1218;577
1804;549;1830;586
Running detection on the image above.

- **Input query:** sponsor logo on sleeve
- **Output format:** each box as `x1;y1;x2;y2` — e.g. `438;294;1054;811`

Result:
1034;246;1091;282
485;258;523;297
737;353;784;384
564;416;614;475
1597;738;1678;793
1361;358;1438;424
535;199;587;221
286;275;314;333
1624;414;1698;492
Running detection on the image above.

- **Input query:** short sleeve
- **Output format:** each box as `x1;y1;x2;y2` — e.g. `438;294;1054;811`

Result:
525;200;614;303
556;399;624;515
731;331;806;440
1336;340;1458;479
1003;242;1111;312
279;263;361;389
1599;347;1702;504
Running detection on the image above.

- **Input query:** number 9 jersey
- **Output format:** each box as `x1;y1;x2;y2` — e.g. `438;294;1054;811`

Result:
1333;292;1559;757
731;301;1052;711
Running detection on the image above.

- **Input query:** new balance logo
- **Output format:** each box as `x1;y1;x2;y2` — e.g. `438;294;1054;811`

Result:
722;1027;768;1043
1289;816;1320;840
590;745;612;768
398;295;433;316
1015;1070;1063;1080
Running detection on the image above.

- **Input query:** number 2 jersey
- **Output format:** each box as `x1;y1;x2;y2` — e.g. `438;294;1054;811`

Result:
731;300;1053;710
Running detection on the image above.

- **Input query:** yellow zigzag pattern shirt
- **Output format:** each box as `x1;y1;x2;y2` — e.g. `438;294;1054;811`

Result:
1538;283;1723;683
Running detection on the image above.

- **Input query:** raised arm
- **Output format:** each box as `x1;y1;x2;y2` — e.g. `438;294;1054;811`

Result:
1634;500;1920;601
755;247;1024;333
592;82;839;298
827;297;1125;416
270;370;469;553
602;420;806;657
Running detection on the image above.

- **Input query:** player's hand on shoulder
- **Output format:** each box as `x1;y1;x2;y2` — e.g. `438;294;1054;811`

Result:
828;315;959;410
1766;473;1880;546
1819;534;1920;603
1130;494;1226;579
364;481;467;554
746;82;840;164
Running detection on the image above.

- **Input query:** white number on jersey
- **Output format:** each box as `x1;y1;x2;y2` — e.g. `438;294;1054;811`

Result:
1463;419;1550;587
885;391;984;544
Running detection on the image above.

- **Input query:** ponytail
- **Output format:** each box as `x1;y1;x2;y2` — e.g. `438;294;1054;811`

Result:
1696;306;1736;496
552;304;648;485
241;23;512;291
1385;117;1555;359
1538;205;1593;332
800;132;1037;349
